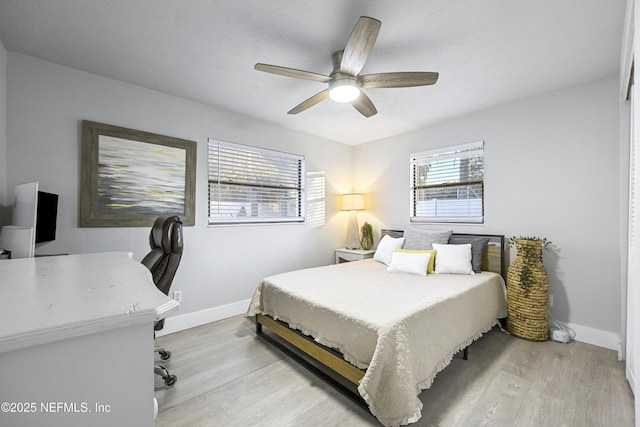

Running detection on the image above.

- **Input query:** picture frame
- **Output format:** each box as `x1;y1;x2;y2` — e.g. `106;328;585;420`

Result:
80;120;196;227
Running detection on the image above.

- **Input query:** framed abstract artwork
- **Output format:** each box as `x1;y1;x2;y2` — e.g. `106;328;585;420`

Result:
80;120;196;227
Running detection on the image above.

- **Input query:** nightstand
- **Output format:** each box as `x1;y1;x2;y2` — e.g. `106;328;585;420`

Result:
335;248;376;264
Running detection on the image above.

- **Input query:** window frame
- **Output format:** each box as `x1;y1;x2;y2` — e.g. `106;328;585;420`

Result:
207;139;305;225
409;140;485;224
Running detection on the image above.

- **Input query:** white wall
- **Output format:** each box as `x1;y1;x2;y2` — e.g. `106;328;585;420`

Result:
0;37;7;214
5;52;353;329
624;0;638;413
352;78;622;349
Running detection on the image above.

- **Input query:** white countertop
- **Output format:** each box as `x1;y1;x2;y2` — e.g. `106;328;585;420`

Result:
0;251;179;353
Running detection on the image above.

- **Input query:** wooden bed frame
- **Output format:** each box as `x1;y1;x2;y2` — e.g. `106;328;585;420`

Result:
254;231;506;410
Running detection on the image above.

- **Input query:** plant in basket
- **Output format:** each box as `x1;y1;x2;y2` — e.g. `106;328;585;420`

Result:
506;235;553;341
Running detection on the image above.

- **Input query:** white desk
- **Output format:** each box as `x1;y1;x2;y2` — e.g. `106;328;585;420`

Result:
0;252;179;426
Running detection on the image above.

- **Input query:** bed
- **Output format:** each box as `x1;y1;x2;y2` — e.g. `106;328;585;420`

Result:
246;230;508;426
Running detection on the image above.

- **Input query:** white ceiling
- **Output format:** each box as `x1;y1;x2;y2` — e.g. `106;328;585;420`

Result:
0;1;627;145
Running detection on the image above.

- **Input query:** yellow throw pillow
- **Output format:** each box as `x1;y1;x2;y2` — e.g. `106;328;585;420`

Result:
396;248;437;274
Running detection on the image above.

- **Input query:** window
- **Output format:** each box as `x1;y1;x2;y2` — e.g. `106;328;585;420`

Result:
305;171;326;227
410;141;484;223
208;139;305;224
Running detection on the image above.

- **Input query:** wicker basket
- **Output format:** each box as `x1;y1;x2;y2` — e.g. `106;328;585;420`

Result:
506;239;549;341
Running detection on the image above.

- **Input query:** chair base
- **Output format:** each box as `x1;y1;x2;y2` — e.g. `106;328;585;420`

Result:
155;364;177;387
156;345;172;361
155;345;176;387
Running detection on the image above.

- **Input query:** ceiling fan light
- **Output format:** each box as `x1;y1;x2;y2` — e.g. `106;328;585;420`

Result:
329;79;360;103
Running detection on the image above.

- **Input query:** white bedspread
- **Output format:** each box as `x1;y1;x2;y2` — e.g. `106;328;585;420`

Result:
246;259;507;426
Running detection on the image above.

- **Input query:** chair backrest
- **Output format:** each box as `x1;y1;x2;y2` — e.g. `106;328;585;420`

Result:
141;216;183;332
141;215;184;298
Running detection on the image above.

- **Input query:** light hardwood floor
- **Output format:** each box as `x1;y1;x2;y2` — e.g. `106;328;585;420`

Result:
154;316;634;426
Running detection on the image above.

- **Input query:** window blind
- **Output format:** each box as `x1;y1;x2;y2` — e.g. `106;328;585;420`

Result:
208;139;305;224
410;141;484;223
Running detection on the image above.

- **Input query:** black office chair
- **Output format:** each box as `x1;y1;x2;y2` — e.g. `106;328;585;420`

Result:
141;215;183;387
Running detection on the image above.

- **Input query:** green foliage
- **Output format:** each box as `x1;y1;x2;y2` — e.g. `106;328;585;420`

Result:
507;236;552;251
507;236;553;261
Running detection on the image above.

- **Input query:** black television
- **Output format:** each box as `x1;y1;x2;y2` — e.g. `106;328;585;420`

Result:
35;191;59;243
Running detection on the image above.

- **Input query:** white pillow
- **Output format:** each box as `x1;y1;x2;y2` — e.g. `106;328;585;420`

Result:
432;243;474;275
373;235;405;265
387;251;431;276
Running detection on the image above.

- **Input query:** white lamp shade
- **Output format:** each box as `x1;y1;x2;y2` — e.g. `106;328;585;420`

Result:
342;193;364;211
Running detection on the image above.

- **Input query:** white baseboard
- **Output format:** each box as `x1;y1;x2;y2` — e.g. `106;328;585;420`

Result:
155;299;251;337
627;365;636;395
566;322;620;351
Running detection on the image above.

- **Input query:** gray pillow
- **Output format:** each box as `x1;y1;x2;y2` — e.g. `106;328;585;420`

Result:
402;228;452;250
448;236;490;273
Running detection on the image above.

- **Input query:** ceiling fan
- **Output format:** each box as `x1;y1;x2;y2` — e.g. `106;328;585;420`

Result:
254;16;439;118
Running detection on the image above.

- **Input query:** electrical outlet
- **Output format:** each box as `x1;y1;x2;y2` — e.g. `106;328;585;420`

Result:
549;294;554;307
172;290;182;303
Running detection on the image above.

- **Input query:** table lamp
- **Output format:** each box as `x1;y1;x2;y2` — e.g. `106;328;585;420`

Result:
342;193;364;250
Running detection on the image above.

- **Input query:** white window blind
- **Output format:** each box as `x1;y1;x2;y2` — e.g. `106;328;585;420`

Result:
208;139;305;224
410;141;484;223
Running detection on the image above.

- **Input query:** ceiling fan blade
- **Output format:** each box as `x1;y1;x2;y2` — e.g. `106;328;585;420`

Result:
360;72;439;88
351;91;377;118
340;16;381;76
288;89;330;114
255;63;331;83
